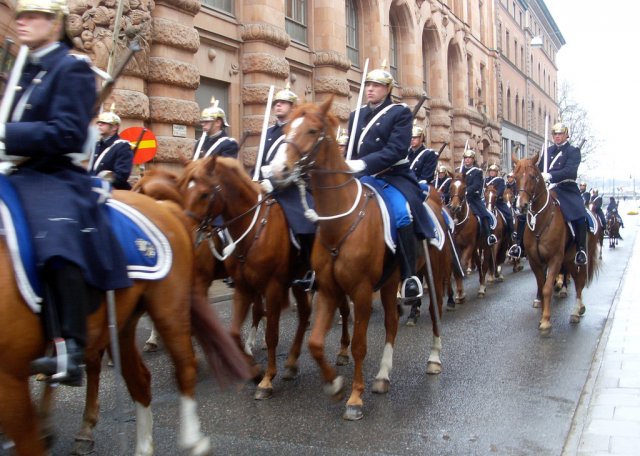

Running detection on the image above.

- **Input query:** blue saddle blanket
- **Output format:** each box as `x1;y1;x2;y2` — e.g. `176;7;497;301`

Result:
0;175;171;313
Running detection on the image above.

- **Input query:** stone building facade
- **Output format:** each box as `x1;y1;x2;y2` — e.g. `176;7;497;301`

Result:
1;0;563;172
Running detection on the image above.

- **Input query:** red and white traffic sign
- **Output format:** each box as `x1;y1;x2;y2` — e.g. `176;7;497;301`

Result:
120;127;158;164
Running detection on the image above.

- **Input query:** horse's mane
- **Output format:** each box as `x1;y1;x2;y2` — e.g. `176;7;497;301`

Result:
290;100;339;132
178;156;261;194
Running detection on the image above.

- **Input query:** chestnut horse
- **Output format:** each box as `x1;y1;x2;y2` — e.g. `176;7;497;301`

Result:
272;97;445;421
448;173;493;299
177;157;350;400
0;190;249;455
511;153;600;332
484;183;509;282
132;167;265;355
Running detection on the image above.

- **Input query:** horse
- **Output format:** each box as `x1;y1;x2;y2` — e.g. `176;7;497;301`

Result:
271;97;445;421
0;190;250;456
588;202;605;259
484;183;509;282
606;212;621;249
511;153;600;332
177;156;351;400
131;166;266;355
503;185;524;273
448;172;493;298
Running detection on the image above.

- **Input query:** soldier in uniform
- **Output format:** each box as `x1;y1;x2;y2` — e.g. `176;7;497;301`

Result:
579;181;590;206
258;84;316;290
484;164;513;240
511;122;588;265
461;150;497;246
192;98;238;160
0;0;131;385
434;164;452;204
343;63;436;300
407;121;437;186
506;172;517;196
590;188;606;231
91;105;133;189
606;196;624;229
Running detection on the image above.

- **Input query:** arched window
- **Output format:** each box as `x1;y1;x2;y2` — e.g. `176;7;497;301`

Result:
389;19;399;80
345;0;359;66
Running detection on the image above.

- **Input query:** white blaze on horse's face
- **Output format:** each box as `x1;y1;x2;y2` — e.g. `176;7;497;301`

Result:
188;180;196;190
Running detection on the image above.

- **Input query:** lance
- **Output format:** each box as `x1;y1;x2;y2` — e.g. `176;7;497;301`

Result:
346;58;369;160
543;114;549;173
460;139;469;172
253;85;274;181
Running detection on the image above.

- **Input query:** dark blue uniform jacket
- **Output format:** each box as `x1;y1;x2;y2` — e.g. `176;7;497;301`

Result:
408;145;437;185
92;134;133;189
462;165;492;223
484;176;513;225
193;130;238;160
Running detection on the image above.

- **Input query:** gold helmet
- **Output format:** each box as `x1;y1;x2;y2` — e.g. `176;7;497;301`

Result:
579;181;587;186
337;134;349;146
463;149;476;159
97;104;121;125
365;60;394;88
200;97;229;126
551;122;568;135
437;164;449;174
16;0;68;16
274;82;298;104
507;172;515;178
411;120;424;138
488;163;500;172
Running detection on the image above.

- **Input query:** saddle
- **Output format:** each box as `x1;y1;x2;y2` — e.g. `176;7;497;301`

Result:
0;176;172;313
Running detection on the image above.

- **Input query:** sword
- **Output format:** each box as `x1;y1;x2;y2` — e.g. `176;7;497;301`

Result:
253;85;274;181
346;58;369;160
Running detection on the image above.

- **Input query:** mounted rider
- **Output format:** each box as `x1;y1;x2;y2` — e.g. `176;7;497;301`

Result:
434;164;452;204
407;121;437;186
510;122;589;265
484;163;513;239
91;104;133;190
579;181;590;206
0;0;131;385
192;97;238;160
606;196;624;229
590;188;606;231
460;149;497;246
258;83;316;290
343;62;437;300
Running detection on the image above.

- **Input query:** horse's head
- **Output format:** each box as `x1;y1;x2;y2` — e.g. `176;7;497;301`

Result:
503;186;514;209
448;172;466;215
270;96;343;185
511;151;544;213
178;157;226;224
484;184;497;211
132;167;184;206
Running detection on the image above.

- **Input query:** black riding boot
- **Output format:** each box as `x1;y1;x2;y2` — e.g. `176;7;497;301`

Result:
483;218;497;246
292;233;316;291
397;224;422;301
31;262;93;386
508;215;526;258
572;219;588;265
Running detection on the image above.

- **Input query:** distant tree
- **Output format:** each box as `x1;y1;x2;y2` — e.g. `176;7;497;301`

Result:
557;81;599;170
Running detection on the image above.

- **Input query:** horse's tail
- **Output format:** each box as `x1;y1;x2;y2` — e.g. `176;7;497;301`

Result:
190;291;252;387
586;234;601;286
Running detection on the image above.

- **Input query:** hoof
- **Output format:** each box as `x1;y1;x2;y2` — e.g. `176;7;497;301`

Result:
371;378;390;394
446;301;456;312
538;321;552;333
182;436;212;456
323;376;345;401
455;294;466;304
71;437;95;455
405;317;417;326
578;305;586;316
533;299;541;309
336;354;350;366
343;404;364;421
143;342;158;353
254;386;273;400
514;265;524;272
477;290;485;298
570;314;581;324
558;290;568;299
495;274;504;283
282;365;299;380
426;361;442;375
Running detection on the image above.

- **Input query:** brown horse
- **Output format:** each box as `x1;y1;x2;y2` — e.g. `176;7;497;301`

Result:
132;166;266;355
503;185;525;273
448;172;492;298
0;190;249;455
606;212;621;248
511;153;600;332
177;156;348;400
484;183;509;282
272;97;445;421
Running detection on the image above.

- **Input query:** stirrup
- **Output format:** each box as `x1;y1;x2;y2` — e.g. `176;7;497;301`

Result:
508;244;522;259
575;250;587;266
400;276;423;300
487;234;497;246
30;338;85;387
292;270;316;292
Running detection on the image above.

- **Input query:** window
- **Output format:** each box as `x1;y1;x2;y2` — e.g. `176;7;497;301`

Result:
346;0;359;66
506;88;511;121
201;0;233;13
286;0;307;44
389;22;399;81
505;30;510;58
467;54;473;106
194;78;229;138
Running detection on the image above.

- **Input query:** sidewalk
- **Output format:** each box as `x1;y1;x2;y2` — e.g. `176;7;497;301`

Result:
564;221;640;455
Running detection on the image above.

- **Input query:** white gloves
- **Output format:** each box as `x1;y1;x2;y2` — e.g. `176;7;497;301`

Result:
541;172;552;183
259;179;274;193
98;170;115;183
260;165;273;179
345;159;366;172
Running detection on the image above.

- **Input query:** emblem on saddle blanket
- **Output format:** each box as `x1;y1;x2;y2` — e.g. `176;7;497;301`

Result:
360;177;445;251
0;177;172;313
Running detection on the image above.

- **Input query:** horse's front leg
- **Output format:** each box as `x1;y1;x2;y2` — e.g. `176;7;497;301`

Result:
255;283;288;399
372;281;399;394
282;287;311;380
230;288;261;379
476;249;487;298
